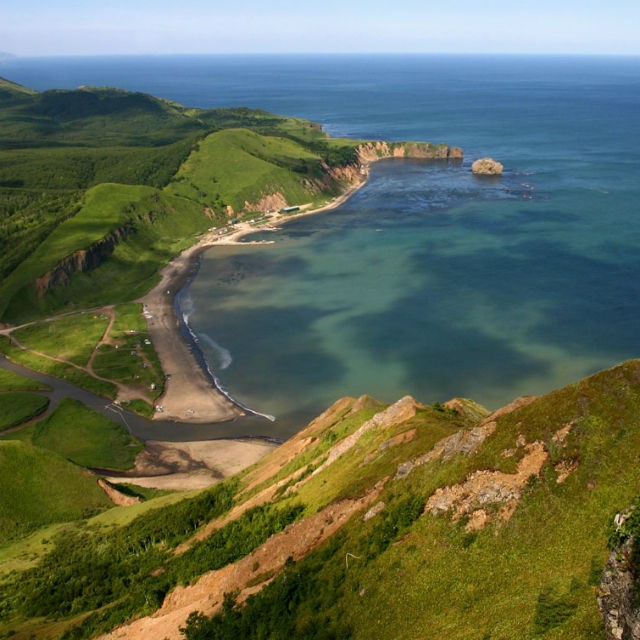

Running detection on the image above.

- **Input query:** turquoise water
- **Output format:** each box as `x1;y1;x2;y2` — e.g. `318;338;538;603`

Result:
4;54;640;435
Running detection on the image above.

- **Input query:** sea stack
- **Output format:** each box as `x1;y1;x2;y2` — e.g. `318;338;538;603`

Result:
472;157;504;175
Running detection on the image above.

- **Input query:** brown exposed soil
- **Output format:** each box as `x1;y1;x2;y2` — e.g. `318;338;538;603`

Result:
554;459;579;484
310;396;418;479
394;396;539;481
243;192;288;213
176;396;413;554
97;479;140;507
98;486;384;640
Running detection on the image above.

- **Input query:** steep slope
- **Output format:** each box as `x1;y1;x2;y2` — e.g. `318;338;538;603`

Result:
3;360;639;638
0;440;113;542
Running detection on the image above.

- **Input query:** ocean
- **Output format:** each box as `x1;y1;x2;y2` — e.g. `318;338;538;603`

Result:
4;54;640;436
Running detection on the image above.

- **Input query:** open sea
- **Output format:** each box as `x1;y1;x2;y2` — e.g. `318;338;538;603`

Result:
3;54;640;437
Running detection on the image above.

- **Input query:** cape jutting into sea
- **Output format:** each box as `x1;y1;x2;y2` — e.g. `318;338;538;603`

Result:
4;54;640;437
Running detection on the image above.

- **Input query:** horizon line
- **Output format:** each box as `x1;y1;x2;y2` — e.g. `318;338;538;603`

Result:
4;51;640;60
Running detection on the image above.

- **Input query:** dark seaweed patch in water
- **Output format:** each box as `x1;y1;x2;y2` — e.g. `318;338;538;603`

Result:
405;236;640;360
517;240;640;356
343;288;550;399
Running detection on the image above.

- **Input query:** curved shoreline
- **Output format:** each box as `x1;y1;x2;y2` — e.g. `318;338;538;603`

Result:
174;275;275;422
141;169;370;425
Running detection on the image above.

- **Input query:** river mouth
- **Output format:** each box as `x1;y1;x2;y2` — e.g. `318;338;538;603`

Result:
0;356;281;443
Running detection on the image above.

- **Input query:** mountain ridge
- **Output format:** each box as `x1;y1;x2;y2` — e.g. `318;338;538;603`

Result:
2;360;639;638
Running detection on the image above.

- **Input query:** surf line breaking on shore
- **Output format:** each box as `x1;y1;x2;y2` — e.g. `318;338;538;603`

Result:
160;168;374;426
173;265;276;423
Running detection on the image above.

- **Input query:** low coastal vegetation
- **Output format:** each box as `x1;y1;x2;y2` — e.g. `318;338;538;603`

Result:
3;397;143;471
0;303;164;411
1;361;639;638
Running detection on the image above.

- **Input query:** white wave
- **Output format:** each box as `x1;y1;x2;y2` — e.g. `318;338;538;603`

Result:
180;292;195;324
198;333;233;370
176;292;276;422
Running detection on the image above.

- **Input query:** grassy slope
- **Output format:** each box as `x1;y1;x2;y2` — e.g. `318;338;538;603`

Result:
0;440;112;543
1;362;636;637
2;398;143;471
168;128;335;212
177;361;640;640
0;183;155;319
0;392;49;430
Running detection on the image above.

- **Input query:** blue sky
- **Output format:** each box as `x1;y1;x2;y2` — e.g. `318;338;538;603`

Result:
2;0;639;56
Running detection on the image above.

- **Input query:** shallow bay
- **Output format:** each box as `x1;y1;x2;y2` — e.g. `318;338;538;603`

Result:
4;54;640;436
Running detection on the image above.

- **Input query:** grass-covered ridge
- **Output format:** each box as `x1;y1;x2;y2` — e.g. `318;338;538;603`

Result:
0;440;113;543
0;361;635;638
0;80;370;323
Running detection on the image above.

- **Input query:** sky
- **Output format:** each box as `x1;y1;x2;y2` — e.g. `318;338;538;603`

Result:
1;0;639;57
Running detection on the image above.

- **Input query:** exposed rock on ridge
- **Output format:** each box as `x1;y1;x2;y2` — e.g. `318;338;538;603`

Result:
34;224;135;297
599;508;640;639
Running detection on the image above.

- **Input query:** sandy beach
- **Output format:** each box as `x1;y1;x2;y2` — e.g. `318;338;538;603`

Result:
140;171;369;425
106;438;277;491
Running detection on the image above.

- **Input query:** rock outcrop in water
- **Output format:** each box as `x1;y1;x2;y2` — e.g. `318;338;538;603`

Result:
472;157;504;175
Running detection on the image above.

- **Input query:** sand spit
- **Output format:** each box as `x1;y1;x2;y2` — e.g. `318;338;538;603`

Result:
106;439;276;491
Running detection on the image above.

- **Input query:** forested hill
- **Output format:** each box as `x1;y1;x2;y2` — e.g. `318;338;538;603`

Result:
0;79;364;322
0;77;321;147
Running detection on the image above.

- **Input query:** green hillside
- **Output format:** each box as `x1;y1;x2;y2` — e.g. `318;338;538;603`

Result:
0;81;362;323
168;127;345;212
1;361;639;638
2;398;143;471
0;440;112;543
0;77;36;105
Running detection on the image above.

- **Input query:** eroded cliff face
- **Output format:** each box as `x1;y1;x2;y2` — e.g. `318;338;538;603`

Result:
599;510;640;639
242;163;362;214
242;141;462;214
34;224;135;297
356;140;463;162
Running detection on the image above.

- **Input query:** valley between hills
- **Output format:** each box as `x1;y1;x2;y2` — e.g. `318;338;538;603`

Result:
0;75;638;640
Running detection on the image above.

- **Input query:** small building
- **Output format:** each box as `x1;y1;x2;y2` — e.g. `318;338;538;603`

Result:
279;206;300;214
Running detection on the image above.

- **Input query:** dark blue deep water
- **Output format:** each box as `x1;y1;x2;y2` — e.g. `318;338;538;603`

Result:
4;54;640;436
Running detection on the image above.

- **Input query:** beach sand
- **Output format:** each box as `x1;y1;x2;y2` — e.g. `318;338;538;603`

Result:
140;172;368;425
106;438;277;491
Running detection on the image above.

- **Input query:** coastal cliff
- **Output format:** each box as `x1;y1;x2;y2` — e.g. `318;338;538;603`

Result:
239;140;463;215
357;140;463;162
